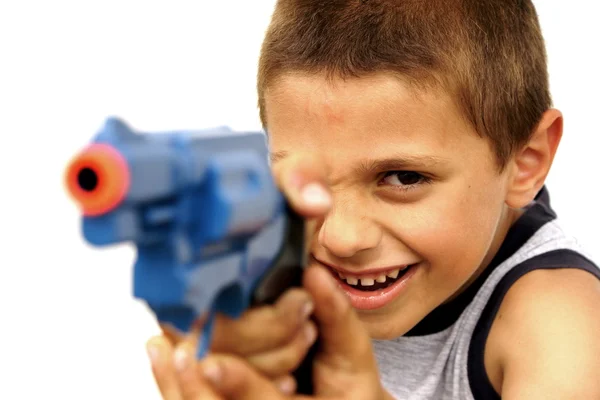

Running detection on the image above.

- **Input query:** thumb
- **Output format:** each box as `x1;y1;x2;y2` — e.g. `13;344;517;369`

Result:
303;265;377;373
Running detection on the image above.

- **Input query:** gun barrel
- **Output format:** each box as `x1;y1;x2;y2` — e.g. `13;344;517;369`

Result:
65;143;131;216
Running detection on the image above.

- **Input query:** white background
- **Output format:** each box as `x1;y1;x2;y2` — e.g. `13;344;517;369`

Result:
0;1;598;398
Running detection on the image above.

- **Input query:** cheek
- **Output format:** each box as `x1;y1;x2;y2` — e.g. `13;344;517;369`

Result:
388;184;504;278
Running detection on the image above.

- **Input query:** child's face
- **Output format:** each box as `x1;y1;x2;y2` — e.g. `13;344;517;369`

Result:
265;73;520;339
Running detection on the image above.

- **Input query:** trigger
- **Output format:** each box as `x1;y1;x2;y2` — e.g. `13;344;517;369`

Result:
196;310;216;359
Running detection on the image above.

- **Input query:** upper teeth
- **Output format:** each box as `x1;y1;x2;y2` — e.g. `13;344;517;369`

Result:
361;278;374;286
337;267;407;286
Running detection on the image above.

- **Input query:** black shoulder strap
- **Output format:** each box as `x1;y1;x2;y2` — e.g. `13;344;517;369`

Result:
468;249;600;399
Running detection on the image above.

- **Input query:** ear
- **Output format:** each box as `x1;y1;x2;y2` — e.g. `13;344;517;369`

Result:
505;108;563;209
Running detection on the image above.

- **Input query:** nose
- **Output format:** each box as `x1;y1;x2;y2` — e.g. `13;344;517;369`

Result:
317;200;382;258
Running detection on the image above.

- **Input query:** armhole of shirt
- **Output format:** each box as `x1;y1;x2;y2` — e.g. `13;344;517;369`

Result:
467;249;600;400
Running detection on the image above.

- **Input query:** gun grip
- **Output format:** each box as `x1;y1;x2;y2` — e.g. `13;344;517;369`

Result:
250;203;318;395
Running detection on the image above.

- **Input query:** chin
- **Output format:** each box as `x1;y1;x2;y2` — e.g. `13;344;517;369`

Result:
356;310;415;340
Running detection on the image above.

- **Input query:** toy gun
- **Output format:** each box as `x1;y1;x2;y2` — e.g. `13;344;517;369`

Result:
64;117;316;393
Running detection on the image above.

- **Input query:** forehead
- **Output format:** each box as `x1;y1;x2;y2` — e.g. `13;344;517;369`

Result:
264;72;486;165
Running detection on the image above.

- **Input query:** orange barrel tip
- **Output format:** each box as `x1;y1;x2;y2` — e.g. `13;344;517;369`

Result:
64;143;131;216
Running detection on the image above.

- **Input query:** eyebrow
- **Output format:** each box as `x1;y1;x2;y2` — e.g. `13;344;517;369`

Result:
270;150;449;172
356;155;450;173
270;150;289;164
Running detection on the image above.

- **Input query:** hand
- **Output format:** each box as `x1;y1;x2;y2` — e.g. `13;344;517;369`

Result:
171;265;393;400
146;153;349;399
146;287;318;399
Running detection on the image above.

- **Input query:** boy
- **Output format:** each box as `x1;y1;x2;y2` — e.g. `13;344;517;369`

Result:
145;0;600;398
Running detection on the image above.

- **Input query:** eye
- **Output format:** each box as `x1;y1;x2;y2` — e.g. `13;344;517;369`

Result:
381;171;427;187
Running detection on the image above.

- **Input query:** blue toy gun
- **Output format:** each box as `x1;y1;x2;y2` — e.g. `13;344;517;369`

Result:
64;117;316;393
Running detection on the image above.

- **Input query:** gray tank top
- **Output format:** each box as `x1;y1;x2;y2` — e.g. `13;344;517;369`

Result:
372;187;600;399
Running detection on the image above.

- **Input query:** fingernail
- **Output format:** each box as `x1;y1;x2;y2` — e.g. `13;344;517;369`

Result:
304;323;317;345
278;377;295;395
201;359;222;385
146;343;160;365
301;301;314;319
301;182;331;207
174;347;190;372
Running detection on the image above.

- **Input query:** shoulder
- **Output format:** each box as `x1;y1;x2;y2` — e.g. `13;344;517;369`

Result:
486;266;600;399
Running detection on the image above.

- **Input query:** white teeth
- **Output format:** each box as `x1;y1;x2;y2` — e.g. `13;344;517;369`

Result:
338;266;409;286
346;277;358;285
387;269;400;279
361;278;374;286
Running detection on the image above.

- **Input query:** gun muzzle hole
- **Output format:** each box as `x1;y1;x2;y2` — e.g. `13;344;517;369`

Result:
78;167;99;192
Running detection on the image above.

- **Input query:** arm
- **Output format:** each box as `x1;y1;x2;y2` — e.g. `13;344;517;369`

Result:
486;267;600;399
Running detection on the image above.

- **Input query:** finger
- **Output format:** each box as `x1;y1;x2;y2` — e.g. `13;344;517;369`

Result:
246;320;317;377
197;354;289;400
211;288;314;355
159;312;211;351
146;336;183;400
160;324;185;344
173;343;223;400
271;152;332;218
159;323;200;346
303;265;377;373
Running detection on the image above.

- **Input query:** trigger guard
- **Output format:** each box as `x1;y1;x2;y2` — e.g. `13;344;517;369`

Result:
153;306;196;334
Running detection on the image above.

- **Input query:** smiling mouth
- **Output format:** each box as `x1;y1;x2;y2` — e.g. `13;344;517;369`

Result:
312;255;416;292
312;256;420;310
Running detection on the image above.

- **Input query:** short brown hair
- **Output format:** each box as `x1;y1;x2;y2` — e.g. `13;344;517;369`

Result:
257;0;552;169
